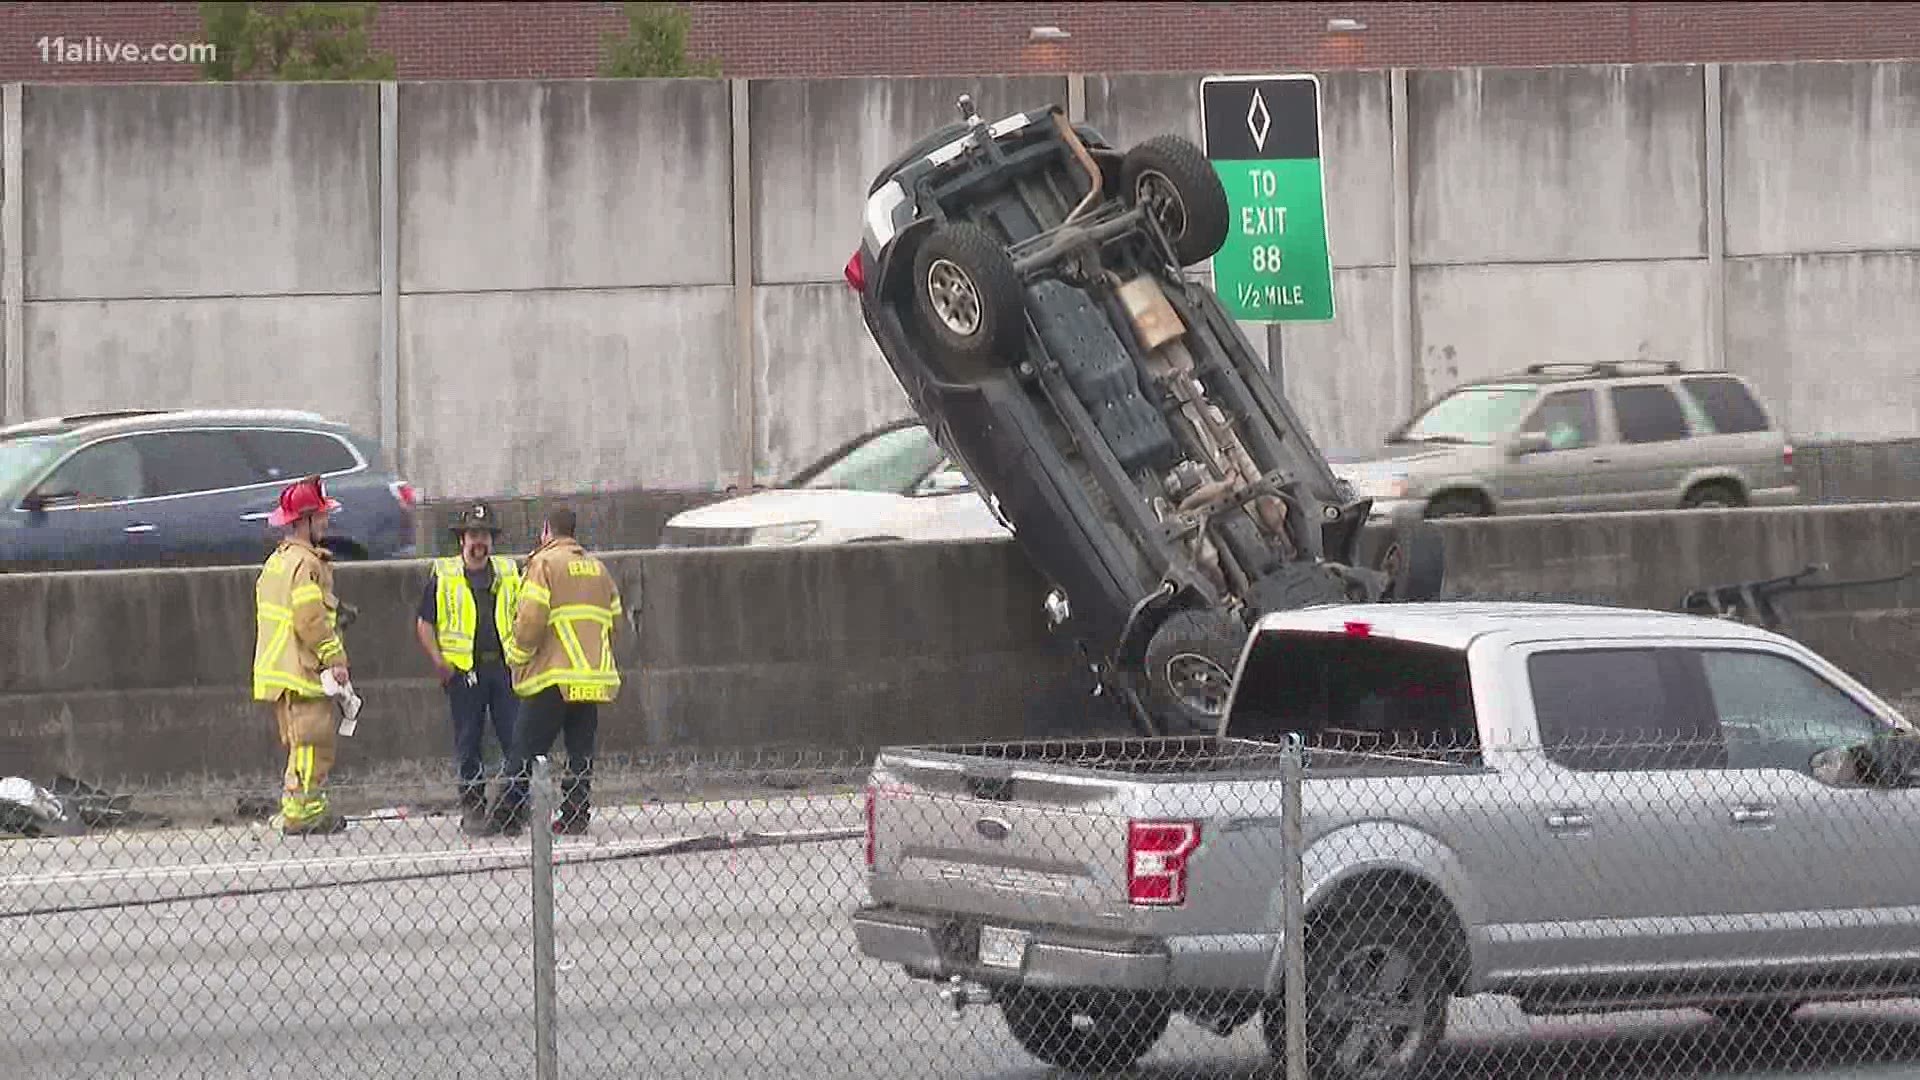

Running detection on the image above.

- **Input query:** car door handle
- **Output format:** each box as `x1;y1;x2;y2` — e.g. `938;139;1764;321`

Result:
241;511;273;522
1730;805;1774;826
1546;809;1591;830
1590;457;1613;464
123;523;156;535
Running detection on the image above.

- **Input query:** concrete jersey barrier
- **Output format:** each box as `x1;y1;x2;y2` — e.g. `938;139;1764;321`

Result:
2;502;1918;787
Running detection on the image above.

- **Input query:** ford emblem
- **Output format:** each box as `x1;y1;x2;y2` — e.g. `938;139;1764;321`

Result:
975;816;1011;841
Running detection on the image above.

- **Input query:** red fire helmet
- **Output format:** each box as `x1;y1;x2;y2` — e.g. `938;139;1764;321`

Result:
267;475;342;527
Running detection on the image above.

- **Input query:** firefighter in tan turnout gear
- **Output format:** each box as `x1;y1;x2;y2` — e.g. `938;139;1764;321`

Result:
252;475;352;836
483;507;622;836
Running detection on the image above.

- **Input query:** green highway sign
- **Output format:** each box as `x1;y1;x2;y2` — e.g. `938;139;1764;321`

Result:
1200;74;1335;323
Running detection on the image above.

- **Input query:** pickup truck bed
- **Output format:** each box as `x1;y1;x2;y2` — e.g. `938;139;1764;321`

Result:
888;734;1481;780
854;600;1920;1079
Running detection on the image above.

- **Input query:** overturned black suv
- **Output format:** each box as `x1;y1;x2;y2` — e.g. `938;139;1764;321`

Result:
846;95;1444;733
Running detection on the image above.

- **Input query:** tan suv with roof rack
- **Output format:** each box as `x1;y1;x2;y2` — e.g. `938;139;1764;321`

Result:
1332;362;1800;521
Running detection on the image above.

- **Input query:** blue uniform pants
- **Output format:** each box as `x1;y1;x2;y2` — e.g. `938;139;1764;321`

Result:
446;663;518;808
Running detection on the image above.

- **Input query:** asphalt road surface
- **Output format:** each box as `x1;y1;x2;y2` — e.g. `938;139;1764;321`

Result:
5;794;1920;1080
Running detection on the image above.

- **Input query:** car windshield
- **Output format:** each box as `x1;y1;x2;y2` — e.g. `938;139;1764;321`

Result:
0;437;63;499
1394;384;1540;445
797;425;947;493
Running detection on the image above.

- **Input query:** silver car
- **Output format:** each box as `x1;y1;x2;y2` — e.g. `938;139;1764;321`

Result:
1333;362;1800;521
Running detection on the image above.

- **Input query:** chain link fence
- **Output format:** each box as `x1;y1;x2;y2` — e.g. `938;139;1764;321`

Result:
7;732;1920;1079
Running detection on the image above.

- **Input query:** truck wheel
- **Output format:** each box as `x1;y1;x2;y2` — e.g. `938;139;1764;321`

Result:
1264;914;1450;1080
1000;988;1170;1073
1375;520;1446;601
1121;135;1230;267
1142;608;1247;733
910;222;1024;380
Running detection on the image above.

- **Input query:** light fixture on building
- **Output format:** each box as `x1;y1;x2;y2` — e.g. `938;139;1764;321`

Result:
1326;16;1368;32
1028;25;1071;42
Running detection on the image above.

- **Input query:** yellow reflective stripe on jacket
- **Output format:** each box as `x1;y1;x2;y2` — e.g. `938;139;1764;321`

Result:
290;583;324;607
253;609;322;697
520;581;552;607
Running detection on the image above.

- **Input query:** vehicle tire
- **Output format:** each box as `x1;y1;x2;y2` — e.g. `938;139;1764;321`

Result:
1682;480;1745;510
909;222;1025;381
1121;135;1231;267
1142;607;1247;733
1263;914;1451;1080
1000;988;1170;1073
1373;520;1447;601
1422;491;1489;520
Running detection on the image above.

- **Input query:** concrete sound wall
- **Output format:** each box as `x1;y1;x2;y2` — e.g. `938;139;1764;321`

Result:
3;503;1918;789
2;62;1914;508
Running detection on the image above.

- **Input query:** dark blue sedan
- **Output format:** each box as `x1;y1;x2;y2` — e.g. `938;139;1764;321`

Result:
0;408;421;570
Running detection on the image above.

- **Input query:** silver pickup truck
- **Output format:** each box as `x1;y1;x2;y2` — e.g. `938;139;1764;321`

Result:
852;600;1920;1078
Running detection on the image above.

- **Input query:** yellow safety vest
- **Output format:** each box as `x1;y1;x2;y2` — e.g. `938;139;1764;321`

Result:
432;555;522;672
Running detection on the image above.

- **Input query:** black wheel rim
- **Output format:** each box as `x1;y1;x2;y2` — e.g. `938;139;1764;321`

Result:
1134;169;1189;242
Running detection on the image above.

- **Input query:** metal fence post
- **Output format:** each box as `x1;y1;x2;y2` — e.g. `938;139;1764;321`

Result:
530;755;560;1080
1281;732;1308;1080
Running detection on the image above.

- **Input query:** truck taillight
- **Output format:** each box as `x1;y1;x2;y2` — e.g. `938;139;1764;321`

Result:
1783;444;1794;470
388;480;419;509
864;784;877;869
1127;820;1201;906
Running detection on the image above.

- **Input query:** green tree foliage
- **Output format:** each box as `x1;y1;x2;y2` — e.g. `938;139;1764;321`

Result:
199;2;398;81
599;2;722;78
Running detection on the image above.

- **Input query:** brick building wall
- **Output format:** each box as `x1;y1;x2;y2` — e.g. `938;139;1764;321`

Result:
3;1;1918;84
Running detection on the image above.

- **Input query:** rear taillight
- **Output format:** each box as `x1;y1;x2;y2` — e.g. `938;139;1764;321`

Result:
389;480;419;509
844;249;867;293
1127;820;1201;906
1783;444;1794;470
864;784;877;869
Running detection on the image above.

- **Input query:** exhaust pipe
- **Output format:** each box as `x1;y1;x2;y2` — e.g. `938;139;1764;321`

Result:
937;976;996;1015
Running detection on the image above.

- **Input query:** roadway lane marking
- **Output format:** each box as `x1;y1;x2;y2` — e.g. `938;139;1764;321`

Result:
1;827;862;891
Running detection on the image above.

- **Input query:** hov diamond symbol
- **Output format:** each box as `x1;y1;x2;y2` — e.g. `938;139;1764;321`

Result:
1246;89;1271;152
1200;74;1335;323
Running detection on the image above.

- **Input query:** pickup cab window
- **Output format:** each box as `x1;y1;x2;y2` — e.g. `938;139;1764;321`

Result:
1700;648;1889;771
1527;648;1725;770
1530;645;1889;775
1225;631;1480;763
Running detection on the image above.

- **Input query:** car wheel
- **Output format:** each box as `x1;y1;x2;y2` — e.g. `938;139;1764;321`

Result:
1142;608;1247;733
1264;913;1451;1080
909;222;1024;381
1375;520;1447;601
1000;988;1170;1073
1120;135;1231;267
1682;481;1744;509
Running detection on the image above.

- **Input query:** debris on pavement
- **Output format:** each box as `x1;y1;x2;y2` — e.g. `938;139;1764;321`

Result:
1;775;172;839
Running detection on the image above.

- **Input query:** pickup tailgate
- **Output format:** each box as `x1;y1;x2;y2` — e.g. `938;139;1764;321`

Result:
866;746;1151;929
